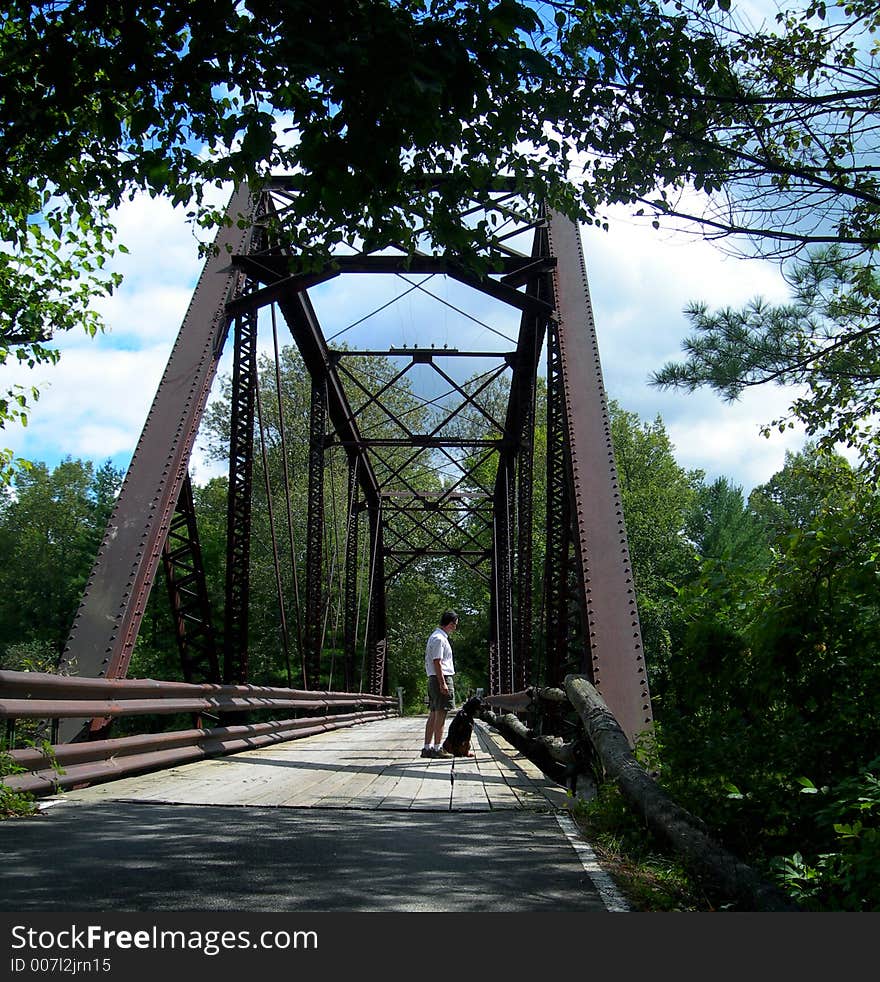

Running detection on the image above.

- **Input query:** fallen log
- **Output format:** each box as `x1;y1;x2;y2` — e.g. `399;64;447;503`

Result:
564;674;799;912
479;709;573;781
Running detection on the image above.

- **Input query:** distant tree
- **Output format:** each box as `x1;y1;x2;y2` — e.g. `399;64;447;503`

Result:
608;402;700;689
686;475;768;568
653;248;880;476
659;444;880;896
0;458;123;660
748;442;859;535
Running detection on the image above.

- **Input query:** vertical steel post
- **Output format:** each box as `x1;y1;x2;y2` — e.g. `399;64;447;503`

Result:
343;456;360;692
547;211;653;742
544;319;572;687
488;557;500;696
492;456;514;693
514;368;536;691
223;307;258;685
161;472;221;684
304;376;328;689
366;502;387;695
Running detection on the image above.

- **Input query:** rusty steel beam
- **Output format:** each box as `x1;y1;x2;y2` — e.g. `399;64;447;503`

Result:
304;377;328;689
503;219;552;691
333;348;514;360
544;318;574;687
223;305;258;685
546;211;653;743
4;711;395;797
234;253;555;281
0;670;394;704
161;472;221;684
366;502;387;695
491;456;514;694
57;185;256;739
343;458;360;692
275;293;380;507
0;696;389;718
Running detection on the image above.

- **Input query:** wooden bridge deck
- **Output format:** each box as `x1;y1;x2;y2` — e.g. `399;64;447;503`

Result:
57;716;570;812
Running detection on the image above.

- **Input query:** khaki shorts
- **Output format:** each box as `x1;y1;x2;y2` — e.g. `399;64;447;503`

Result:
427;674;455;712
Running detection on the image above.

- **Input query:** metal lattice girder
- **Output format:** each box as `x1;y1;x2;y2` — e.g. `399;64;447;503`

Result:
58;186;256;739
304;377;328;690
544;318;573;688
546;211;653;742
343;457;360;692
57;175;653;746
223;306;258;685
504;218;553;691
161;472;220;685
230;254;556;319
492;455;514;695
366;502;387;695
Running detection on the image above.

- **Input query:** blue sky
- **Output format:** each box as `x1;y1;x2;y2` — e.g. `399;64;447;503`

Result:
2;187;813;496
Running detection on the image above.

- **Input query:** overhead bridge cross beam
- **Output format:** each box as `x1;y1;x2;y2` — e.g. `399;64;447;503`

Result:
59;178;653;746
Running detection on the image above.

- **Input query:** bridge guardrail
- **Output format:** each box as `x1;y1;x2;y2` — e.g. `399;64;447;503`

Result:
0;670;397;797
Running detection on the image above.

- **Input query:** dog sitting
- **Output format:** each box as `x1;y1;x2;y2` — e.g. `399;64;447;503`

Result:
442;695;484;757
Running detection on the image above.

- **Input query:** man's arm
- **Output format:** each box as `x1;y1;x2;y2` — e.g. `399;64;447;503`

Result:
433;657;448;695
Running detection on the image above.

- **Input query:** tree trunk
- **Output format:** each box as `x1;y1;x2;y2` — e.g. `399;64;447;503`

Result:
564;675;800;913
479;709;573;782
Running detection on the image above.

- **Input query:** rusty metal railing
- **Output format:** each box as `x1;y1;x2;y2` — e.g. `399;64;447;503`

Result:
0;670;396;797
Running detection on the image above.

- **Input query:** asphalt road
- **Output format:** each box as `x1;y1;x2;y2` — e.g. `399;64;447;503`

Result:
0;801;611;912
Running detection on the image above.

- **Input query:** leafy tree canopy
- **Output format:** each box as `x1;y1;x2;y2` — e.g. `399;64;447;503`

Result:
652;247;880;475
3;0;879;477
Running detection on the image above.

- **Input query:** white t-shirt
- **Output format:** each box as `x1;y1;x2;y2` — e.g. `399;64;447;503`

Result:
424;626;455;677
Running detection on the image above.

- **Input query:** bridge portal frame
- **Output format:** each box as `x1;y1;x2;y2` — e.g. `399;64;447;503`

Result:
59;178;653;744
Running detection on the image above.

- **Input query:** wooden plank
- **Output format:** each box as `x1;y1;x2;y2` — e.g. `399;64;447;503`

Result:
450;753;491;811
471;725;525;810
374;758;434;810
54;715;567;813
409;755;453;811
472;721;567;810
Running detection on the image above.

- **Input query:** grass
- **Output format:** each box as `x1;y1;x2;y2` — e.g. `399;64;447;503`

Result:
568;782;715;912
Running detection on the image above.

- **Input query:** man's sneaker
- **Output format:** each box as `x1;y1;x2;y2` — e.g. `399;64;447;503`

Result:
433;748;453;759
420;747;434;758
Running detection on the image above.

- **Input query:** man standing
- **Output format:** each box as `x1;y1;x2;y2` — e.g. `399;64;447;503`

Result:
421;610;458;759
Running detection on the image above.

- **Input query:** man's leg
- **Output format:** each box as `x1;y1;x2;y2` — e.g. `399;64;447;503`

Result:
424;711;436;748
432;710;447;746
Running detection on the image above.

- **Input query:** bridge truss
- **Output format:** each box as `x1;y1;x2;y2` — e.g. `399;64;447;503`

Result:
59;178;653;744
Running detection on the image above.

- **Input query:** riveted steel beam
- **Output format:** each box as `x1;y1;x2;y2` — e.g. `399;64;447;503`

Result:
223;305;258;686
304;377;328;690
546;212;653;743
161;472;220;685
58;185;256;740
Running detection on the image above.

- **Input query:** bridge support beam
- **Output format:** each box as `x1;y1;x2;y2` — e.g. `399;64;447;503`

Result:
304;377;328;689
547;211;653;742
58;185;255;712
223;307;258;685
162;472;220;684
366;502;387;695
343;457;361;693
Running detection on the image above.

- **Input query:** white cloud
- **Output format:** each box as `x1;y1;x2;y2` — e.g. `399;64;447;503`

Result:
579;210;806;492
4;345;172;464
1;189;815;498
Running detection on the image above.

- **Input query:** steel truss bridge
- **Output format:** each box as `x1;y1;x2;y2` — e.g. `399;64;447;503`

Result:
14;177;652;754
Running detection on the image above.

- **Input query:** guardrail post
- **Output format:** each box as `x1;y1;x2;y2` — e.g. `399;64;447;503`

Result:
396;687;404;715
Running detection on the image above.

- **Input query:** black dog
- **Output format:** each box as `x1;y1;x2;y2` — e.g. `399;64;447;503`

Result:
442;696;484;757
